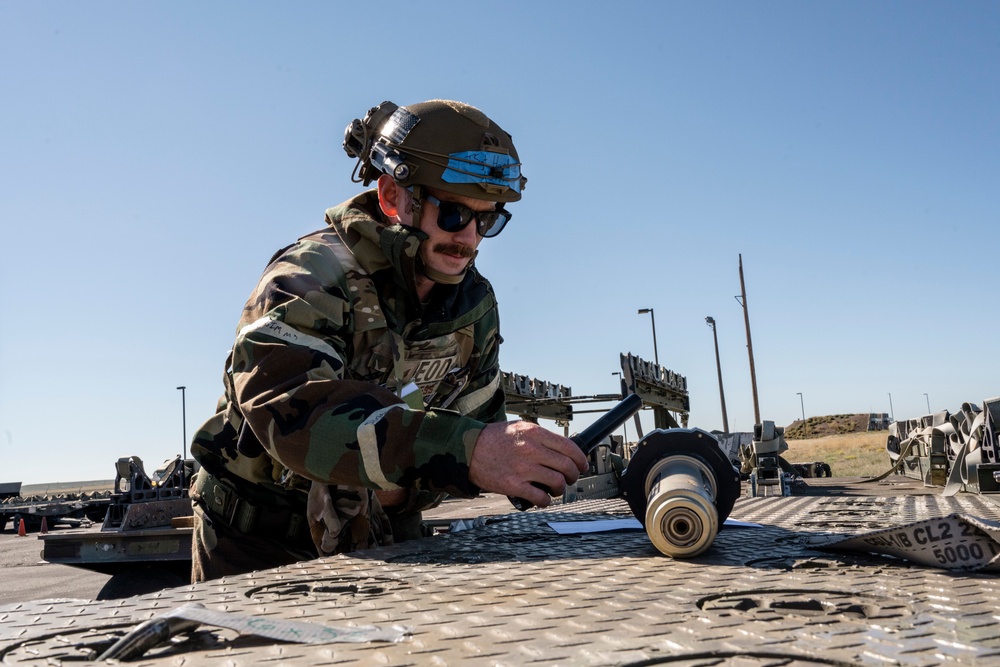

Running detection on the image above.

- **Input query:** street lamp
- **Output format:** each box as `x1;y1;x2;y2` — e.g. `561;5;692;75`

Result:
637;308;659;366
796;392;805;422
704;316;729;432
924;393;931;414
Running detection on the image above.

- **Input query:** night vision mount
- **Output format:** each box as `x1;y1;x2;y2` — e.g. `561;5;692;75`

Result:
343;101;411;184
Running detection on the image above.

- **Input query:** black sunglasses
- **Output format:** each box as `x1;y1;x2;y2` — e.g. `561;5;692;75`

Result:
416;191;512;238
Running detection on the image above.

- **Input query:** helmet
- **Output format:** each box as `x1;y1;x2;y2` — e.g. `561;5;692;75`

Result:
343;100;525;202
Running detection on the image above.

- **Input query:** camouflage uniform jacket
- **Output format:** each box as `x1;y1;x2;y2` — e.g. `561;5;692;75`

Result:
191;190;506;555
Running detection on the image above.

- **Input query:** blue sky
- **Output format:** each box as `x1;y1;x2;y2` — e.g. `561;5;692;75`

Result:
2;1;997;485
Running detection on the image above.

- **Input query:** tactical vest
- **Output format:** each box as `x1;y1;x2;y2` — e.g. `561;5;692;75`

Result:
328;238;477;410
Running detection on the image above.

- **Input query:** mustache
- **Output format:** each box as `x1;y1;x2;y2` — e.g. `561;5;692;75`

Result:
433;242;475;258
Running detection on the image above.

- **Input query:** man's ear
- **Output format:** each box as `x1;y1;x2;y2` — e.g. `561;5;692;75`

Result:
376;174;401;218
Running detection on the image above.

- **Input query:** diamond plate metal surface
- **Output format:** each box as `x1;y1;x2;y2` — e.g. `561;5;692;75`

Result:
3;493;1000;666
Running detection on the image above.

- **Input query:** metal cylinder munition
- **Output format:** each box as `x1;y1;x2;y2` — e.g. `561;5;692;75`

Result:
621;428;740;557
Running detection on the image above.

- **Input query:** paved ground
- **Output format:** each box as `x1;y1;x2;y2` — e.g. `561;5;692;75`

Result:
0;523;113;606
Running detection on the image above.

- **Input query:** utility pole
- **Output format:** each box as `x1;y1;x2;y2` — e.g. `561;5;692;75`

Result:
176;386;187;487
796;392;805;422
924;393;931;414
705;316;729;432
888;393;895;421
736;254;761;425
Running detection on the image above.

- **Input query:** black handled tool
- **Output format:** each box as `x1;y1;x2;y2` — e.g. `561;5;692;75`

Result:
508;393;643;511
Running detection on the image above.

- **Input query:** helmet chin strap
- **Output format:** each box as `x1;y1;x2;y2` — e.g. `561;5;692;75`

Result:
421;265;466;285
418;249;478;285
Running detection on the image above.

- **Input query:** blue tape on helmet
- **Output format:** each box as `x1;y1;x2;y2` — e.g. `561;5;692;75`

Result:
441;151;521;193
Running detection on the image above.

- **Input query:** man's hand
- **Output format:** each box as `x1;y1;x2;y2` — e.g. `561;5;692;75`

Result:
375;488;408;508
469;421;590;508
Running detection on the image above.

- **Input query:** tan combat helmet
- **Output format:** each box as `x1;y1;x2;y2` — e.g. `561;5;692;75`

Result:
343;100;526;202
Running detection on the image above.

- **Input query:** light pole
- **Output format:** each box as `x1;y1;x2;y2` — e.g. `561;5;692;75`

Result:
888;392;894;421
637;308;659;367
704;316;729;432
796;392;805;422
924;393;931;414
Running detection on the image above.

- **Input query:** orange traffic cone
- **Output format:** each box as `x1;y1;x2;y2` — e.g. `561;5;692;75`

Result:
16;518;26;537
40;517;48;534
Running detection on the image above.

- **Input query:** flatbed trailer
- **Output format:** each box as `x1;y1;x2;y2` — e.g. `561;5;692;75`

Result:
3;475;1000;666
0;496;109;532
30;455;196;598
39;523;192;574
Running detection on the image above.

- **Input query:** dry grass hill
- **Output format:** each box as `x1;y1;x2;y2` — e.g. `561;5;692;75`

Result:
783;414;889;478
784;414;872;439
21;480;115;496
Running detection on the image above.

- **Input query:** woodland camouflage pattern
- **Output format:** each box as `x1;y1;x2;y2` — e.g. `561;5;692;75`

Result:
191;190;506;565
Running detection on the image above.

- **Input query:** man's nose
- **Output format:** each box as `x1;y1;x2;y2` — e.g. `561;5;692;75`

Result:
454;217;480;244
